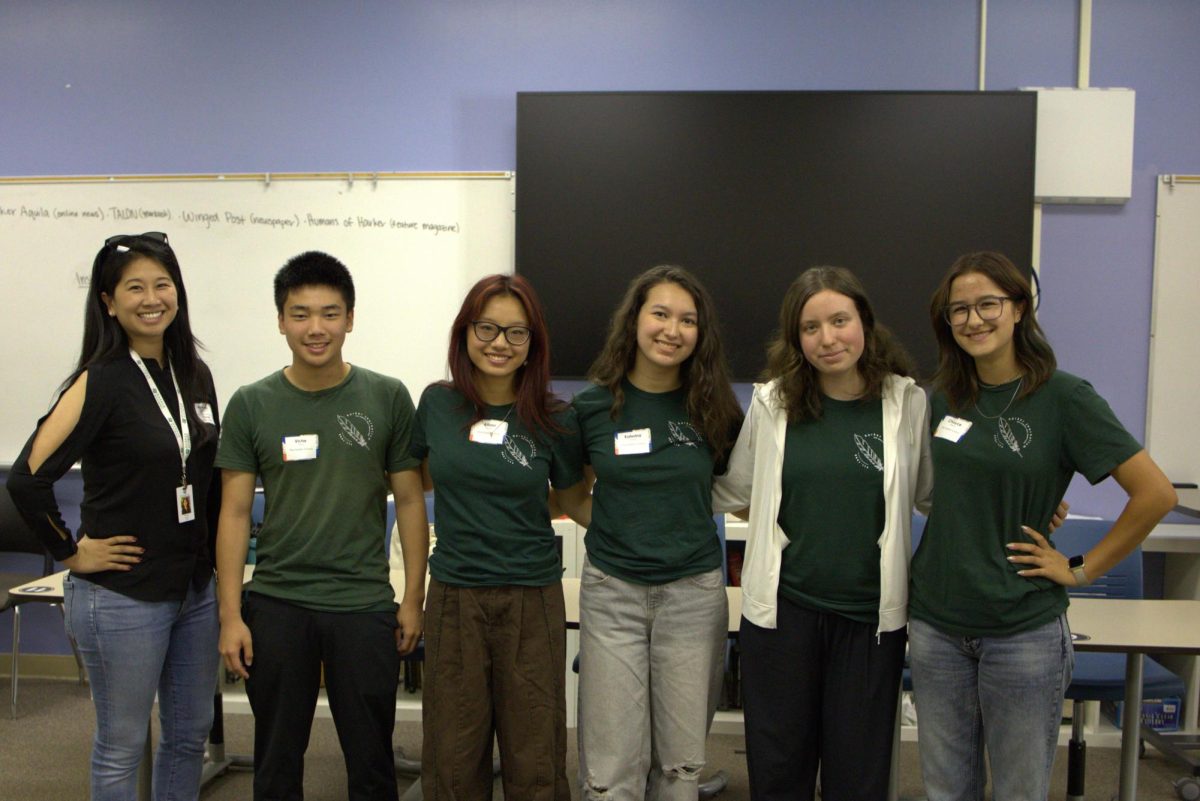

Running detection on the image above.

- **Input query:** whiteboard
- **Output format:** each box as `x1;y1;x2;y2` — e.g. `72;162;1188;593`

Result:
0;173;515;463
1146;175;1200;486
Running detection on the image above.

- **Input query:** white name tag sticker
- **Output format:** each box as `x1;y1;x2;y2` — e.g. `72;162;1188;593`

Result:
614;428;652;455
934;415;973;443
193;402;215;425
282;434;319;462
176;484;196;523
469;419;509;445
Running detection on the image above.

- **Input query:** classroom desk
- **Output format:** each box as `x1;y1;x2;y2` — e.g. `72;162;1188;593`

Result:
1068;597;1200;801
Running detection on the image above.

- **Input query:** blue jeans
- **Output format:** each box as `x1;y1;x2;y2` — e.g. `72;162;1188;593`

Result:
908;615;1073;801
64;575;219;801
577;558;728;801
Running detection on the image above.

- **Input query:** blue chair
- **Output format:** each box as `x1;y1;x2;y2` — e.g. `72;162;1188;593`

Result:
1056;518;1186;801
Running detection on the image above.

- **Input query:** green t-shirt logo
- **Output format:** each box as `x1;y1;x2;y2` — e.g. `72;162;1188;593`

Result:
499;433;537;470
667;420;703;448
853;433;884;472
336;412;375;449
993;416;1032;458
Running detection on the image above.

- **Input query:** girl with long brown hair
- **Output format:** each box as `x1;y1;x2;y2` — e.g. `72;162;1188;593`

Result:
567;265;742;801
908;251;1176;801
713;265;930;801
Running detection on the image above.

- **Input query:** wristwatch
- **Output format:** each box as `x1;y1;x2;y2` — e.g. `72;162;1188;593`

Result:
1068;554;1091;587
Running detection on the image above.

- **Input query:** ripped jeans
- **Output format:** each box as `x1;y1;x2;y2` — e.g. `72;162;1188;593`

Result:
577;558;728;801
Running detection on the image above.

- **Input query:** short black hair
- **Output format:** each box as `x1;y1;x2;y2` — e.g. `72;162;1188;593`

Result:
274;251;355;313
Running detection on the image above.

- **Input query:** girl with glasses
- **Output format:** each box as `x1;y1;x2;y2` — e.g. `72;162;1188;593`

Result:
711;265;931;801
908;251;1177;801
411;273;588;800
7;232;222;801
562;265;743;801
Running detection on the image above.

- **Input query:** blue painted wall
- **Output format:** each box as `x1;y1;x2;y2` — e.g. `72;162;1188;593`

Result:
3;0;1198;656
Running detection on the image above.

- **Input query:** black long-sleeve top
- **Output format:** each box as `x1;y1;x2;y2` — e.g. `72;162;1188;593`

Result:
6;354;221;602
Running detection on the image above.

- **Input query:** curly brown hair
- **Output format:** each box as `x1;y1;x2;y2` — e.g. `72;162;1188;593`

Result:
765;266;915;421
588;265;743;459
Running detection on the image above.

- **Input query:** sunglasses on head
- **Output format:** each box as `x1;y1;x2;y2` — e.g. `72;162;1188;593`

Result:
104;231;169;252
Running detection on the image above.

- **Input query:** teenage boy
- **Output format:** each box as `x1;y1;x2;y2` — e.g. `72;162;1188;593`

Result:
215;251;428;801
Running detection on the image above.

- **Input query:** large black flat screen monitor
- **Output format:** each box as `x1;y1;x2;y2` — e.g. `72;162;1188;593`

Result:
516;91;1036;380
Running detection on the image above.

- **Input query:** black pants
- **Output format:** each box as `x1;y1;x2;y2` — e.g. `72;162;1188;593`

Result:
740;597;906;801
244;592;401;801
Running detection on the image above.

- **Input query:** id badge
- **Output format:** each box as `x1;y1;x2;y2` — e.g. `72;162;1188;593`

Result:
934;415;972;443
176;484;196;523
614;428;652;455
282;434;319;462
193;402;215;425
469;419;509;445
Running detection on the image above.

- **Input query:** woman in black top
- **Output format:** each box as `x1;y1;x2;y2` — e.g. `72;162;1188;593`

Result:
7;232;221;801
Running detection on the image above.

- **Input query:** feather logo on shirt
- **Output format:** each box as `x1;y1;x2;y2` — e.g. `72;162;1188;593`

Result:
992;416;1032;457
853;433;884;472
337;412;375;449
668;420;703;448
500;433;536;470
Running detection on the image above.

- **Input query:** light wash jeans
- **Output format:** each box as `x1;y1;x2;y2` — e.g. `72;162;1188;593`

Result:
908;615;1074;801
577;558;727;801
64;575;219;801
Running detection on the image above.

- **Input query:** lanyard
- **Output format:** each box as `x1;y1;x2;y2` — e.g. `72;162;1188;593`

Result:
129;349;191;487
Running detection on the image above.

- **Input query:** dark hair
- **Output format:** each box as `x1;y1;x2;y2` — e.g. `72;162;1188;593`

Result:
765;265;914;422
70;232;214;445
929;251;1056;412
588;265;742;459
441;274;565;437
274;251;355;313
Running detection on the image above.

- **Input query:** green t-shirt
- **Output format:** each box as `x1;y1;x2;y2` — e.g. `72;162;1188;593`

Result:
411;384;584;587
572;381;723;585
778;397;884;624
909;370;1142;636
215;366;419;612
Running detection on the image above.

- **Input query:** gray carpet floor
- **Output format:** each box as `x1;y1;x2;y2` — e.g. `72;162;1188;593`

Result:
0;678;1195;800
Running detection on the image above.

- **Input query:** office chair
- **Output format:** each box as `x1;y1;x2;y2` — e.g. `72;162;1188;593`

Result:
1;485;70;718
1056;517;1186;801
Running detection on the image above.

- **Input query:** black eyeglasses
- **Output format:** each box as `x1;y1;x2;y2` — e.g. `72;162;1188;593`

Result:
944;296;1012;326
105;231;169;249
471;320;532;346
